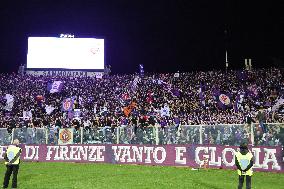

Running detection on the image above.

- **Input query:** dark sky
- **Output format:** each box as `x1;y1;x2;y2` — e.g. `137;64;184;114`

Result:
0;0;283;74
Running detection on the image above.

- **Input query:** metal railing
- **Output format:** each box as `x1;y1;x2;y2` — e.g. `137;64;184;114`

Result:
0;123;283;146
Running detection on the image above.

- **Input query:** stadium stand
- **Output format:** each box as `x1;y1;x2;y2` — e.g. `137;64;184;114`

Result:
0;68;284;145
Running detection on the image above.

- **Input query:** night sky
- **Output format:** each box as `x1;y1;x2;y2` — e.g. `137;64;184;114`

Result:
0;0;283;74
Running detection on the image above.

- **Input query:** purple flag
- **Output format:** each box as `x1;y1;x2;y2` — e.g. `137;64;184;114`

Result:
199;83;205;106
68;111;74;119
62;97;75;112
161;81;180;97
214;90;232;110
139;64;144;76
247;84;258;98
234;92;245;112
47;81;63;93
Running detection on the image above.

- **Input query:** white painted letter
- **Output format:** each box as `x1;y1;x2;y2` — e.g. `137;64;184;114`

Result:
209;147;221;166
96;146;105;162
252;148;262;169
222;148;235;167
121;146;133;163
195;147;208;165
46;146;56;160
175;147;186;164
79;146;89;161
0;146;7;159
153;147;166;163
132;146;143;163
112;146;123;161
144;147;154;163
60;146;69;160
24;146;36;160
262;148;281;170
70;146;79;160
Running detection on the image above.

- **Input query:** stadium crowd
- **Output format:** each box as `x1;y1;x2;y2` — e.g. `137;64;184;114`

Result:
0;68;283;135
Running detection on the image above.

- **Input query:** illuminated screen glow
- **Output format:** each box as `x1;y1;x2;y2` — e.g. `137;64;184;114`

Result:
27;37;104;69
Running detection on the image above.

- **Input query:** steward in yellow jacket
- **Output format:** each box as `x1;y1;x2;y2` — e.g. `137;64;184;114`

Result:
2;139;22;189
235;142;254;189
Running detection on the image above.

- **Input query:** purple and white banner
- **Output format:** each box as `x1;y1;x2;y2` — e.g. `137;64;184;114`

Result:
0;144;283;173
47;81;63;93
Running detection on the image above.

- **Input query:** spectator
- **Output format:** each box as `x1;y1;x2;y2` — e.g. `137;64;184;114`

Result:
256;109;267;133
0;68;283;131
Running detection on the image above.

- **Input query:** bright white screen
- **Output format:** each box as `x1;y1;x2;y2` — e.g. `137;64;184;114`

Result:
27;37;104;69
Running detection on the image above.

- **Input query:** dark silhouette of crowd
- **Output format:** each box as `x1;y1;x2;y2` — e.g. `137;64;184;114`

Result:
0;68;283;134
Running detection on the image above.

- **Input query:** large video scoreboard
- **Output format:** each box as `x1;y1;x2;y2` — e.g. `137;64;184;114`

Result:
27;37;104;70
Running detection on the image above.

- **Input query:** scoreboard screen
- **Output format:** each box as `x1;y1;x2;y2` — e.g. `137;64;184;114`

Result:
27;37;104;70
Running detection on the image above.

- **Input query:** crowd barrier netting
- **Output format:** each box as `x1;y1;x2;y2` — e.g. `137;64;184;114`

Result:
0;129;12;145
0;123;283;146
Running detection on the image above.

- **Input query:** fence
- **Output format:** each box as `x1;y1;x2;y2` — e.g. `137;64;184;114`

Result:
0;123;283;146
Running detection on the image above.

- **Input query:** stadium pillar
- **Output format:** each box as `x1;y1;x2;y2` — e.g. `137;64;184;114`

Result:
45;128;49;144
155;126;159;145
199;126;203;144
251;123;255;146
225;50;229;72
80;127;83;144
11;128;15;144
116;127;120;144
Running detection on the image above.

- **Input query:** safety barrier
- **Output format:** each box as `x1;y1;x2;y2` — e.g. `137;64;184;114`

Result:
0;123;283;146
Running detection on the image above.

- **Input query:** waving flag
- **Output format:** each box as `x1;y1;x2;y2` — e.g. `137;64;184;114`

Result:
123;101;137;117
247;84;258;98
213;90;232;110
160;105;170;117
45;105;55;115
160;80;181;97
139;64;144;76
234;92;245;112
4;94;14;111
62;98;75;112
131;76;140;92
199;83;205;106
47;81;63;93
272;97;284;111
23;109;32;120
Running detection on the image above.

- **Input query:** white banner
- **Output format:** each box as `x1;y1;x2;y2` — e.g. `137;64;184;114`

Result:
26;70;104;78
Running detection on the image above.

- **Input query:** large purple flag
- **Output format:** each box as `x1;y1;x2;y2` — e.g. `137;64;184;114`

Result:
47;81;63;93
213;90;232;110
